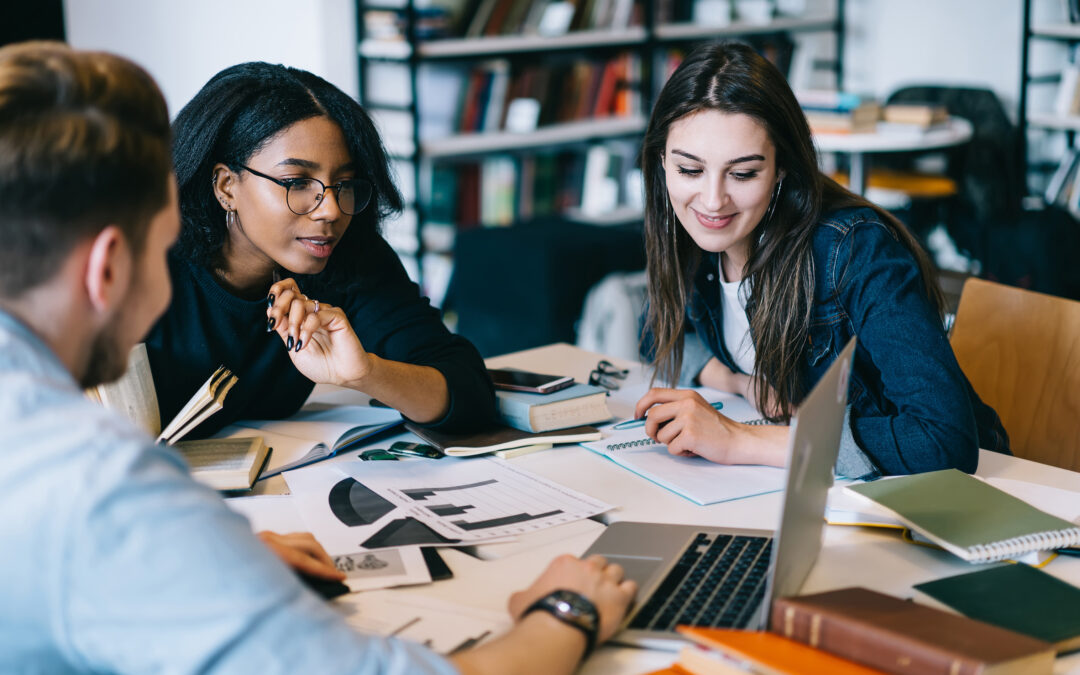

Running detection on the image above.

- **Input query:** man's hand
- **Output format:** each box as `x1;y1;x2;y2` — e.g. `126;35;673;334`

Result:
508;554;636;643
257;531;345;581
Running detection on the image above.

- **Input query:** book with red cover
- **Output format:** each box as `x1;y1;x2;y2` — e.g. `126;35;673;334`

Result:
769;587;1054;675
674;626;890;674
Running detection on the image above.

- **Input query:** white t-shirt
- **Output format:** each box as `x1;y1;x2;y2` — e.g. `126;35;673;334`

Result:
719;259;756;375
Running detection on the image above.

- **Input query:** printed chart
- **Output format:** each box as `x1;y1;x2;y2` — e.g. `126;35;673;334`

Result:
285;457;611;553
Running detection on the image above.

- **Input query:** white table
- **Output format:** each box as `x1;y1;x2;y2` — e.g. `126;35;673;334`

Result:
814;117;974;196
250;343;1080;674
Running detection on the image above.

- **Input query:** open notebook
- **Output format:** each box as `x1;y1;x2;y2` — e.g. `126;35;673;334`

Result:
213;405;403;478
579;393;785;505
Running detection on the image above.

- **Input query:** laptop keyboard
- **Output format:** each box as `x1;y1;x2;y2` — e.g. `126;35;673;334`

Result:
627;532;773;632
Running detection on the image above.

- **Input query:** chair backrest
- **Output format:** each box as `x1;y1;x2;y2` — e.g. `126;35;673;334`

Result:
886;85;1023;225
950;277;1080;471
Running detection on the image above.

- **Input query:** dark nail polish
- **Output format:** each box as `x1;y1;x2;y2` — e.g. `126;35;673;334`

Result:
267;317;275;331
266;294;275;308
295;339;303;352
287;336;294;350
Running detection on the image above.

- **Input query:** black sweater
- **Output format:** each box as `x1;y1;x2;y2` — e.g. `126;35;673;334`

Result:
145;233;495;438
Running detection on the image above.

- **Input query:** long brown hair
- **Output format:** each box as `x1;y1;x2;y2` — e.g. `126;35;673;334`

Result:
642;42;944;420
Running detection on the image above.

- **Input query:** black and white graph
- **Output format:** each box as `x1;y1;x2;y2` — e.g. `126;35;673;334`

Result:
285;457;611;552
378;458;610;541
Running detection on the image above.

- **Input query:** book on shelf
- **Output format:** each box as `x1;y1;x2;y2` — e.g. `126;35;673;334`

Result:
404;421;601;457
85;344;266;489
212;405;404;478
660;626;890;675
495;382;613;432
770;587;1055;675
845;469;1080;563
914;563;1080;653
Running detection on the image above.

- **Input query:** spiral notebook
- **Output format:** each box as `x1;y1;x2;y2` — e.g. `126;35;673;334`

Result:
847;469;1080;563
579;415;786;505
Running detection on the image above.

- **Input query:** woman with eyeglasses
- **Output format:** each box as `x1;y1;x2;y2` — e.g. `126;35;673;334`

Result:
634;42;1009;477
145;62;495;436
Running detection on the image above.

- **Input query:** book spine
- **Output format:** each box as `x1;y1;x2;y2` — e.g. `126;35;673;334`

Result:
495;397;539;433
769;600;983;675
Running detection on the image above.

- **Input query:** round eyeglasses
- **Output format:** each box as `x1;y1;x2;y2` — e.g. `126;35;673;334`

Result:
239;164;373;216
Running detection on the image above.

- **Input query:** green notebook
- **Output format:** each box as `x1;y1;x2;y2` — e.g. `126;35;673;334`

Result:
847;469;1080;562
916;564;1080;653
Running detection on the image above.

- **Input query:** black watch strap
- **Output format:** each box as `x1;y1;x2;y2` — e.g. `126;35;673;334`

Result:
524;589;599;658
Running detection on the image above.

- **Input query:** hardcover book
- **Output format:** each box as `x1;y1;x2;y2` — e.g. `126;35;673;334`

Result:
915;563;1080;653
670;626;890;674
87;343;263;489
495;382;612;432
769;587;1054;675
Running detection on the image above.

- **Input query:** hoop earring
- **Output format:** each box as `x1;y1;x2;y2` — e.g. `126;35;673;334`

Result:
763;178;783;224
226;209;238;230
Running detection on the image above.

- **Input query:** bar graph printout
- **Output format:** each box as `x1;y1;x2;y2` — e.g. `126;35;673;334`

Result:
284;457;612;553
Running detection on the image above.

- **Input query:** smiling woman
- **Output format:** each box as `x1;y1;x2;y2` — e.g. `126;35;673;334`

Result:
144;62;496;436
635;42;1010;477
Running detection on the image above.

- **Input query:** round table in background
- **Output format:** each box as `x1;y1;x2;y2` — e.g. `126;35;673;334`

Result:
813;117;974;196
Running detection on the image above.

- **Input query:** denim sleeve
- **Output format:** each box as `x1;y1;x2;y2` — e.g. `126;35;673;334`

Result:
678;330;716;387
833;223;979;474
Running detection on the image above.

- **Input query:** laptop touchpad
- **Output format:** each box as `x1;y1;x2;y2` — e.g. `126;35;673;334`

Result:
601;554;665;587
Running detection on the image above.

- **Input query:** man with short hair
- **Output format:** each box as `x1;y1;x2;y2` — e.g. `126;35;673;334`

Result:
0;41;634;674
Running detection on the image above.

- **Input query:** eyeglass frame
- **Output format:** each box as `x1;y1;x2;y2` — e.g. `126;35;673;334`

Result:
237;164;373;216
588;359;629;390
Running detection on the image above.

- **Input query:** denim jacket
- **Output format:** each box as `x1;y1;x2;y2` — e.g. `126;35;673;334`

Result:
671;206;1009;478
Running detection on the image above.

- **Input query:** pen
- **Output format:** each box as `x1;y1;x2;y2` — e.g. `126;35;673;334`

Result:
612;401;724;430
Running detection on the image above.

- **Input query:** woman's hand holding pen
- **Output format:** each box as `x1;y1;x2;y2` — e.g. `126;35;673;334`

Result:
265;277;373;387
633;388;788;467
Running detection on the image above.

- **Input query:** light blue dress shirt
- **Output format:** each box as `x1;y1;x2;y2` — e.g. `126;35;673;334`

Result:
0;309;458;674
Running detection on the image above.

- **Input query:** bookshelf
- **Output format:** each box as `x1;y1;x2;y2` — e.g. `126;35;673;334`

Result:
1020;0;1080;199
356;0;845;303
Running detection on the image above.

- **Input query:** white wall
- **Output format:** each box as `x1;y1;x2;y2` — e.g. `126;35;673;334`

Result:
63;0;359;119
843;0;1024;121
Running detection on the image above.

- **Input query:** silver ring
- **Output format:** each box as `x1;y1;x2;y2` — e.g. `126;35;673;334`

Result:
313;300;320;313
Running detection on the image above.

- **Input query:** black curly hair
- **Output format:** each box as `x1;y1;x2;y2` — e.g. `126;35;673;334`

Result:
171;61;402;286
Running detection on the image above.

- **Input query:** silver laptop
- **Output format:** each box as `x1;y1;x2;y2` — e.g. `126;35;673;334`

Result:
583;337;856;649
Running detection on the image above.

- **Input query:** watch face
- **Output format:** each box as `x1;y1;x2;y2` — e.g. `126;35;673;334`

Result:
550;590;599;629
555;590;592;615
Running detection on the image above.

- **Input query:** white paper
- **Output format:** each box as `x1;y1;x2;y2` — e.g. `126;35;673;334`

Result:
333;548;430;592
335;591;510;655
225;494;430;590
284;458;612;553
983;477;1080;524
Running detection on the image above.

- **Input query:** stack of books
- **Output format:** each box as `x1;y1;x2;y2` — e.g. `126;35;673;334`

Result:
798;90;881;135
495;382;613;433
654;587;1054;674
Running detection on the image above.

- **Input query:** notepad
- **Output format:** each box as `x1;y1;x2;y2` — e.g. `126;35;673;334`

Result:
915;564;1080;653
579;426;786;505
847;469;1080;563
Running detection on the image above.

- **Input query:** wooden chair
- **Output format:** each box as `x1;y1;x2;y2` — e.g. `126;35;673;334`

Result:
950;278;1080;471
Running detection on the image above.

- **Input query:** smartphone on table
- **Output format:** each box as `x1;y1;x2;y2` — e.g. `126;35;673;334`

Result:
487;368;574;394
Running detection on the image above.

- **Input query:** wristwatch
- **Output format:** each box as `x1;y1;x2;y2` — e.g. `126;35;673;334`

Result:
524;589;600;657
